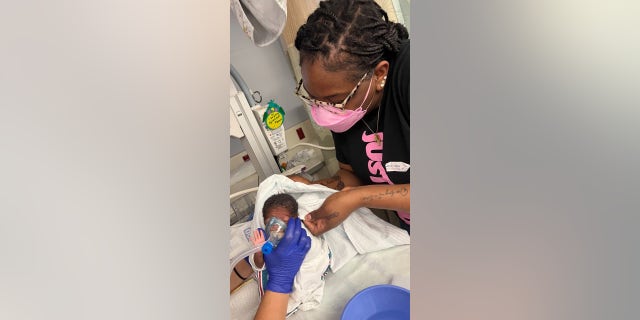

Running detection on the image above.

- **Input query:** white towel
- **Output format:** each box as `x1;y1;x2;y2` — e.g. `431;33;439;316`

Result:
231;0;287;47
249;174;410;313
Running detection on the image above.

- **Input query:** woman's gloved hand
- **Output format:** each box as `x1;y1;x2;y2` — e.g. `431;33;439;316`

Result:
263;218;311;294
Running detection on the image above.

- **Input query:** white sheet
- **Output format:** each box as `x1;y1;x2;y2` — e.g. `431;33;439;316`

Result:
230;244;410;320
288;245;410;320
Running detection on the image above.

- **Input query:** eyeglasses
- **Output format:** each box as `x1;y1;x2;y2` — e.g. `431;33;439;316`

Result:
295;72;369;110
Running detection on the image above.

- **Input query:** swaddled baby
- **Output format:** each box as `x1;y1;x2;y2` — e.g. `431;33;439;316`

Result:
248;193;331;315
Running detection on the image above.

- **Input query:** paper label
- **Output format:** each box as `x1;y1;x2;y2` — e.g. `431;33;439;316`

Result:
385;161;410;172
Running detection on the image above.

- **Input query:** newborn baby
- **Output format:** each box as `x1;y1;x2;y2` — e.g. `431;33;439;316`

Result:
249;193;331;315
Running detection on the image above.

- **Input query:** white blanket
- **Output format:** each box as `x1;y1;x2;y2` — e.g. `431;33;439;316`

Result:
246;174;410;314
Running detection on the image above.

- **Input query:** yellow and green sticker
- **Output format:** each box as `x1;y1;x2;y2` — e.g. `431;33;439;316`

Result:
262;100;285;130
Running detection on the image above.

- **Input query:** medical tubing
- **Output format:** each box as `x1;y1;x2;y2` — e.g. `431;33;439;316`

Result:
287;142;335;151
230;245;263;270
229;186;259;200
230;65;258;106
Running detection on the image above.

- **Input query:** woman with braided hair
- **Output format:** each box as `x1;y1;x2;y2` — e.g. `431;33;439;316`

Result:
291;0;411;236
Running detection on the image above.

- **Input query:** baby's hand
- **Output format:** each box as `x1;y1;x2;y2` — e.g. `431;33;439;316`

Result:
250;228;266;246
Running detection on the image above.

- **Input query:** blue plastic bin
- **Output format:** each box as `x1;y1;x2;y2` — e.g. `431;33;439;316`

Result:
341;284;410;320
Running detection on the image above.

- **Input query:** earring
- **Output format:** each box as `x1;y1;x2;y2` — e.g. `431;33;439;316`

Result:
380;75;387;88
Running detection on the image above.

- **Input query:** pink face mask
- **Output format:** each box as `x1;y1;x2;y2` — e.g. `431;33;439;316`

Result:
309;76;374;133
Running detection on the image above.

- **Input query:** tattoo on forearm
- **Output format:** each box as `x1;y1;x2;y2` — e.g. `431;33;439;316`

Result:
325;212;339;221
362;187;409;203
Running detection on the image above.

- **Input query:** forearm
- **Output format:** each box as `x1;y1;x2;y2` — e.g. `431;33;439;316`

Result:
254;290;289;320
349;184;410;213
303;183;411;237
313;168;362;190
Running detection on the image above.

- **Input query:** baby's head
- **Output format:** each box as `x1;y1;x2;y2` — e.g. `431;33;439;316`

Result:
262;193;299;224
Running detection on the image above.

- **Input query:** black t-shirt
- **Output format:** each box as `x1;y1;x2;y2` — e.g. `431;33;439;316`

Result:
332;40;410;186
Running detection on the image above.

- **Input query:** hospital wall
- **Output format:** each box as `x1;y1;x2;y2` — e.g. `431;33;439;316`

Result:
230;15;310;156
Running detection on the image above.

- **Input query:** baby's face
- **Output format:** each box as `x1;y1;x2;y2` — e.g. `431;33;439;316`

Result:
265;207;293;224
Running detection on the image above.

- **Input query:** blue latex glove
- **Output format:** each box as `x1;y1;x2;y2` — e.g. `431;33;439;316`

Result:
263;218;311;294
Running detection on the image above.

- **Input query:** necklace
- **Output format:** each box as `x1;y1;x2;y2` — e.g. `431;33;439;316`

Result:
361;102;382;145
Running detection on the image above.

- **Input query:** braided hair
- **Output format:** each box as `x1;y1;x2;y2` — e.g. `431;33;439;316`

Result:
294;0;409;81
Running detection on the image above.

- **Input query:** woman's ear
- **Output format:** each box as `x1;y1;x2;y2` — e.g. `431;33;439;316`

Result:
374;61;390;91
